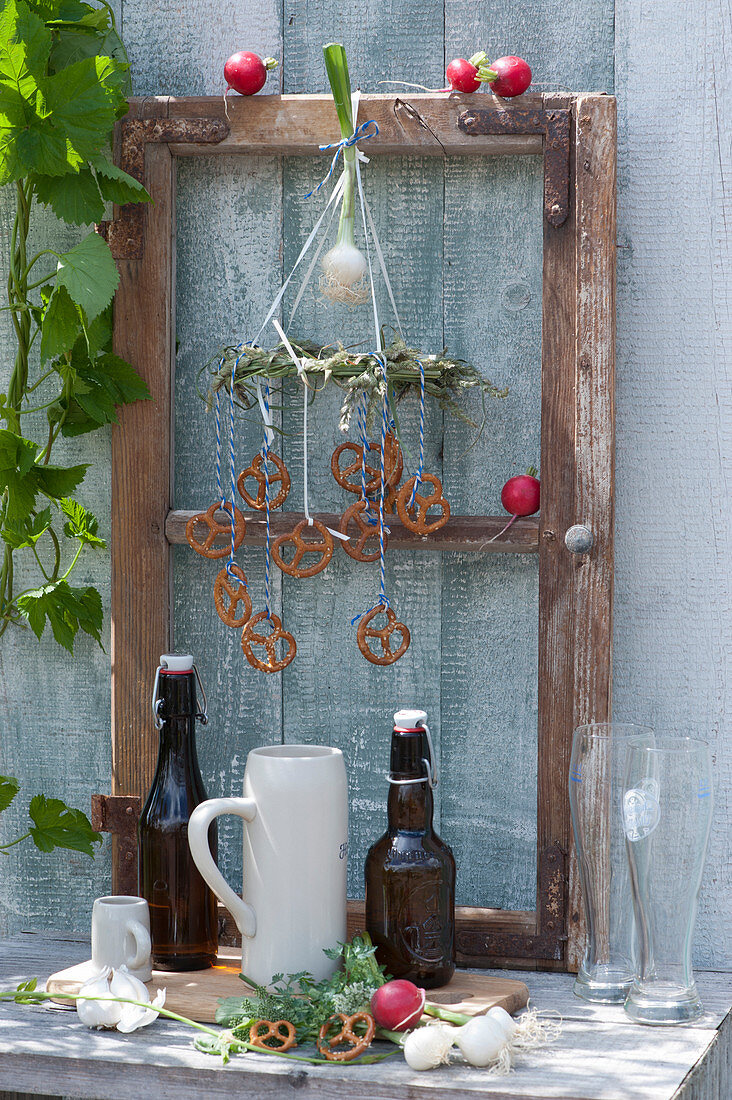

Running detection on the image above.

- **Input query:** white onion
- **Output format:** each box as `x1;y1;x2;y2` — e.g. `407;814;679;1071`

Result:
322;243;368;288
486;1005;517;1042
453;1015;507;1067
402;1023;456;1071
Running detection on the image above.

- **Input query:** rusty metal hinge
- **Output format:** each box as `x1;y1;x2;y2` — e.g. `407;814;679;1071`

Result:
97;117;230;259
457;108;571;227
91;793;141;896
456;843;568;962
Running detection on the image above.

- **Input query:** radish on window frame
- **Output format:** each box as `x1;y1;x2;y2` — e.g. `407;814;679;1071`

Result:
224;51;278;96
443;51;532;97
490;467;540;542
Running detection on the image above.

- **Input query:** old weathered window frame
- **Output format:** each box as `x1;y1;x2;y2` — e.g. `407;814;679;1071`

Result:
100;91;616;971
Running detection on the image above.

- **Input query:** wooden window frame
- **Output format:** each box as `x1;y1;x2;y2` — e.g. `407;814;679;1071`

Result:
102;91;616;970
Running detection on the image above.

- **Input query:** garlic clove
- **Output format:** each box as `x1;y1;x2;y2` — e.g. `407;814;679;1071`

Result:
322;243;368;288
109;966;149;1002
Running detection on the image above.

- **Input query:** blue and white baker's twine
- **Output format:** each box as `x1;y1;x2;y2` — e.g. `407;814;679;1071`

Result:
352;356;391;625
260;381;272;620
409;359;426;507
304;120;379;200
214;374;224;503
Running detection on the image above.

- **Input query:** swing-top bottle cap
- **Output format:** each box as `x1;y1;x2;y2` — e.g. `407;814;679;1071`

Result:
159;654;194;674
394;708;428;730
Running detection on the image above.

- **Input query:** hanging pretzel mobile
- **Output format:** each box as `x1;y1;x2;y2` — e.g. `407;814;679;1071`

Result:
184;91;464;673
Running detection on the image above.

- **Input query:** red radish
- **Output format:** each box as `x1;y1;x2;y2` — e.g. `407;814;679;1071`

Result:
370;979;426;1031
501;468;540;516
485;55;532;98
491;467;540;542
445;57;482;93
224;51;278;96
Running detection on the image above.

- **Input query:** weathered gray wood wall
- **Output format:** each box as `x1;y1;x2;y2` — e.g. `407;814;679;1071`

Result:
1;0;729;969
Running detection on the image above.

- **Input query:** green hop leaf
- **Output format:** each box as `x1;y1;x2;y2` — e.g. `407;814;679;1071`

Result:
33;460;87;499
28;793;102;856
55;231;118;319
59;496;105;547
1;505;52;549
0;775;20;813
40;284;81;362
34;166;105;224
16;578;103;650
90;154;150;205
0;0;51;98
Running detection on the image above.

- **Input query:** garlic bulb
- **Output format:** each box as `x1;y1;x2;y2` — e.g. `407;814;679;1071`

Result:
76;966;166;1033
402;1022;455;1071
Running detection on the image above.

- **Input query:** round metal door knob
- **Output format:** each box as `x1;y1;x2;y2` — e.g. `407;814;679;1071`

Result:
565;525;594;554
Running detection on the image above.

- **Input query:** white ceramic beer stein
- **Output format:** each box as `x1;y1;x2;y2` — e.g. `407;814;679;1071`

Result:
188;745;348;987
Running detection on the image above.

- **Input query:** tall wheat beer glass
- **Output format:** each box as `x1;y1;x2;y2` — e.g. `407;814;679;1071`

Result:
623;737;713;1024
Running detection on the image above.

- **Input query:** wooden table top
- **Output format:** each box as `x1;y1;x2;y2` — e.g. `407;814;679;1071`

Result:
0;932;729;1100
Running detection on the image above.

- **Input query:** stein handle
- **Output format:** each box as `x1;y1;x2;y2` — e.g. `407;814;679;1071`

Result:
123;919;151;971
188;797;258;939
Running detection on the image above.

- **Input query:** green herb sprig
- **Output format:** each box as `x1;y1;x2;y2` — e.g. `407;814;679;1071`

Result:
215;932;388;1045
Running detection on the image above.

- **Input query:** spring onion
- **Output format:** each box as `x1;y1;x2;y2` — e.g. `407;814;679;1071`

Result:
320;43;369;304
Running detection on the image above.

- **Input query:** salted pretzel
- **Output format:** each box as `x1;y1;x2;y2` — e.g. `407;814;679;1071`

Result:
396;473;450;535
331;433;403;497
316;1012;376;1062
248;1019;297;1052
271;519;334;578
213;564;252;628
356;605;410;665
242;611;296;673
339;500;386;563
237;452;291;510
186;502;246;559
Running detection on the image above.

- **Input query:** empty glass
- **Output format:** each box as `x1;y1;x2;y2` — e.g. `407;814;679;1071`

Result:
569;723;655;1002
623;737;713;1025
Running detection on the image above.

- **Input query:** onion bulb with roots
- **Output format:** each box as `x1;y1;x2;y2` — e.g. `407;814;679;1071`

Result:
320;242;369;304
402;1023;455;1071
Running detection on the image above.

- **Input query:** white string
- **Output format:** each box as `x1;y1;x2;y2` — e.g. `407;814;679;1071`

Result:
253;172;347;347
256;379;275;448
271;320;349;543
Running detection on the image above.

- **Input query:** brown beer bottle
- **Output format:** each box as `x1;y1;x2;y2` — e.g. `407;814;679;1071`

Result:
365;709;456;988
138;655;218;970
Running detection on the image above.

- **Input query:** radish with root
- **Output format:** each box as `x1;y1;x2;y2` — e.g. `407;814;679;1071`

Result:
224;51;277;96
490;466;540;542
443;52;531;97
371;979;426;1031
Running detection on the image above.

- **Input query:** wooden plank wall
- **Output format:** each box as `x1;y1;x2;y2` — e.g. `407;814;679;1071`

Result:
1;0;729;973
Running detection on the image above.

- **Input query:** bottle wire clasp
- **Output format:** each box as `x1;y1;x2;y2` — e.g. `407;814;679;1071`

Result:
387;721;438;789
151;662;209;729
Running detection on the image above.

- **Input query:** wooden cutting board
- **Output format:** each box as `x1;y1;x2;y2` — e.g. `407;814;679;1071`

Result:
46;949;529;1023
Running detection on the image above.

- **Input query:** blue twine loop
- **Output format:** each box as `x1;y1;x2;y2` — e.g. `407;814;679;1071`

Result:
353;354;392;628
260;381;273;620
304;119;380;200
214;371;224;504
409;358;426;507
227;355;244;576
357;393;378;527
351;593;390;627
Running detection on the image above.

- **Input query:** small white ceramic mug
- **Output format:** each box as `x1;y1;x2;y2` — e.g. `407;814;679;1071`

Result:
91;895;152;982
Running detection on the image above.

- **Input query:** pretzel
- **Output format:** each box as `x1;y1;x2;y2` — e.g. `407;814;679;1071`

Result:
242;611;296;673
339;500;386;563
186;502;246;559
396;473;450;535
248;1019;297;1052
357;605;410;665
272;519;334;578
237;452;290;510
316;1012;376;1062
331;433;403;497
213;564;252;628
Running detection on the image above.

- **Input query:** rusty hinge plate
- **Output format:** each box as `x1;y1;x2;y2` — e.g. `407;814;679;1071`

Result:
91;793;141;896
97;117;229;259
456;843;568;963
457;108;571;227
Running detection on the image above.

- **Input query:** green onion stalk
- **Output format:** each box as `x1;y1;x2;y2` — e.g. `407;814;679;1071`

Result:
320;43;370;305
